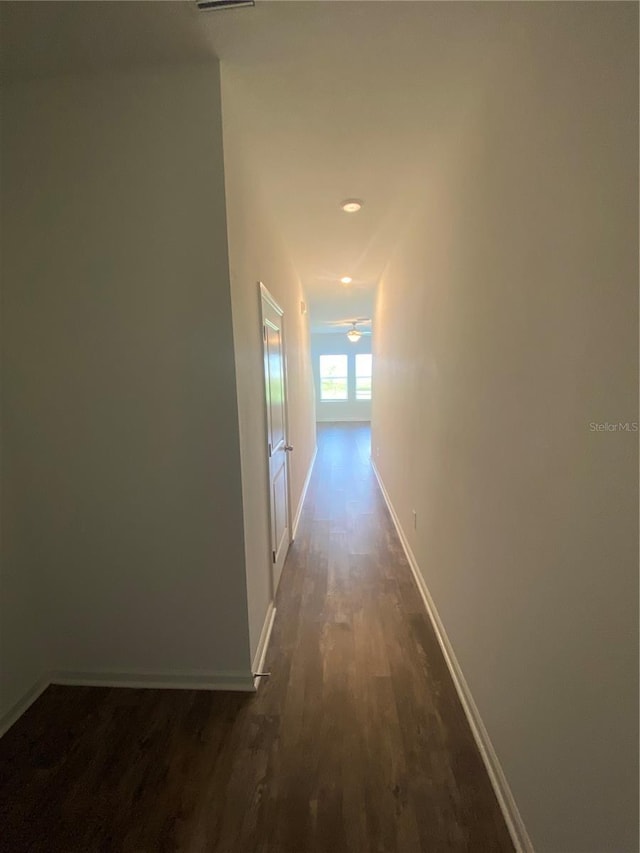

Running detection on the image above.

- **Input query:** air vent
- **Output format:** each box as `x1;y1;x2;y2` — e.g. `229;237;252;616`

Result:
196;0;254;10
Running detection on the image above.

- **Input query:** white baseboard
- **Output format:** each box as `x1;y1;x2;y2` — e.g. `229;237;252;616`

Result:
252;601;276;689
0;665;257;739
50;669;256;692
371;460;534;853
0;675;51;738
292;444;317;540
316;417;372;424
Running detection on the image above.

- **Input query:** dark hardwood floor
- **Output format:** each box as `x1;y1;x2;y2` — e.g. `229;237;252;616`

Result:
0;423;513;852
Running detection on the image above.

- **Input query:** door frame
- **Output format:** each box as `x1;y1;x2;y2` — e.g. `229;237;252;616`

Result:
259;281;293;598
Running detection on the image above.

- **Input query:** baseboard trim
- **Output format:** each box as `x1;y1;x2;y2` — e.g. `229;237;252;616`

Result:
50;669;256;692
292;444;317;540
1;665;257;739
252;601;276;688
0;675;51;738
371;460;534;853
316;417;372;424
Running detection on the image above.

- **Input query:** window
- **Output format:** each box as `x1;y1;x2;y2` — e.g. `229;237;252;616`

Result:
317;351;373;402
319;354;348;400
355;353;372;400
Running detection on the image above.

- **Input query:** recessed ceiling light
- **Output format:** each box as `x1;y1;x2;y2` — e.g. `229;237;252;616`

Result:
340;199;363;213
340;276;352;284
197;0;255;9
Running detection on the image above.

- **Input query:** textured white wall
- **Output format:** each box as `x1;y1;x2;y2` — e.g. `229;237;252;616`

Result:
0;62;251;721
221;69;317;664
372;5;638;851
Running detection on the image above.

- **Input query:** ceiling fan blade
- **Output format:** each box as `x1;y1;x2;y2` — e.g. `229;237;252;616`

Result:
322;316;372;326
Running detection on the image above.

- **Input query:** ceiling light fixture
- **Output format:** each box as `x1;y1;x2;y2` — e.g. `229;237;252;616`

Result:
340;276;352;284
340;199;363;213
347;323;362;343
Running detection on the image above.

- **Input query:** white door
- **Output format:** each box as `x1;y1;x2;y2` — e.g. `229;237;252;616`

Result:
260;283;291;594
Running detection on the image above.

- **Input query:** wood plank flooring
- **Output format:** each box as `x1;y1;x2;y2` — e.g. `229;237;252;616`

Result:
0;423;513;852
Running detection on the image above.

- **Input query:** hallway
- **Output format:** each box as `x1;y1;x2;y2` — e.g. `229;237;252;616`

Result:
0;424;512;852
259;422;513;851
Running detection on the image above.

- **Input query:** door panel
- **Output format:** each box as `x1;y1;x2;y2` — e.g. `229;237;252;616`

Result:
261;285;291;595
272;462;288;568
266;322;285;451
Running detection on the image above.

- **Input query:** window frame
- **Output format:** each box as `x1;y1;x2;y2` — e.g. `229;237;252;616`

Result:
316;349;373;403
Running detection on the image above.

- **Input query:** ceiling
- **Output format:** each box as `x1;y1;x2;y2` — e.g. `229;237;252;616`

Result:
0;0;497;333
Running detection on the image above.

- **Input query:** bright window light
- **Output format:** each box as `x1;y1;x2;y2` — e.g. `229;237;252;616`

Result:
355;353;372;400
319;354;348;401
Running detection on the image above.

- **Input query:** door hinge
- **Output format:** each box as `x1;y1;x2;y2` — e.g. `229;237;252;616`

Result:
263;324;267;342
272;550;276;563
268;442;272;457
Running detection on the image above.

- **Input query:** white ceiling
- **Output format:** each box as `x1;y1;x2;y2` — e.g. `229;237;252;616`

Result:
0;0;496;332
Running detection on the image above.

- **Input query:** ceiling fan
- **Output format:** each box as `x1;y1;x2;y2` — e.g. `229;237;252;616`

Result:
322;317;372;342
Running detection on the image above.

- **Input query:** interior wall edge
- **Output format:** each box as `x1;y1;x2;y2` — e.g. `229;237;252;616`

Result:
371;459;534;853
0;674;51;740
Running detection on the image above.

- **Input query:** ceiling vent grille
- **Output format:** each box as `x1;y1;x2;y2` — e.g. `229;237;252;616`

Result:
196;0;254;10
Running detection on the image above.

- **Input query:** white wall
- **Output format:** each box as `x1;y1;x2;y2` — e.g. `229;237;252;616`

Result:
221;70;317;664
0;441;47;727
372;4;638;852
312;333;372;423
0;62;252;722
